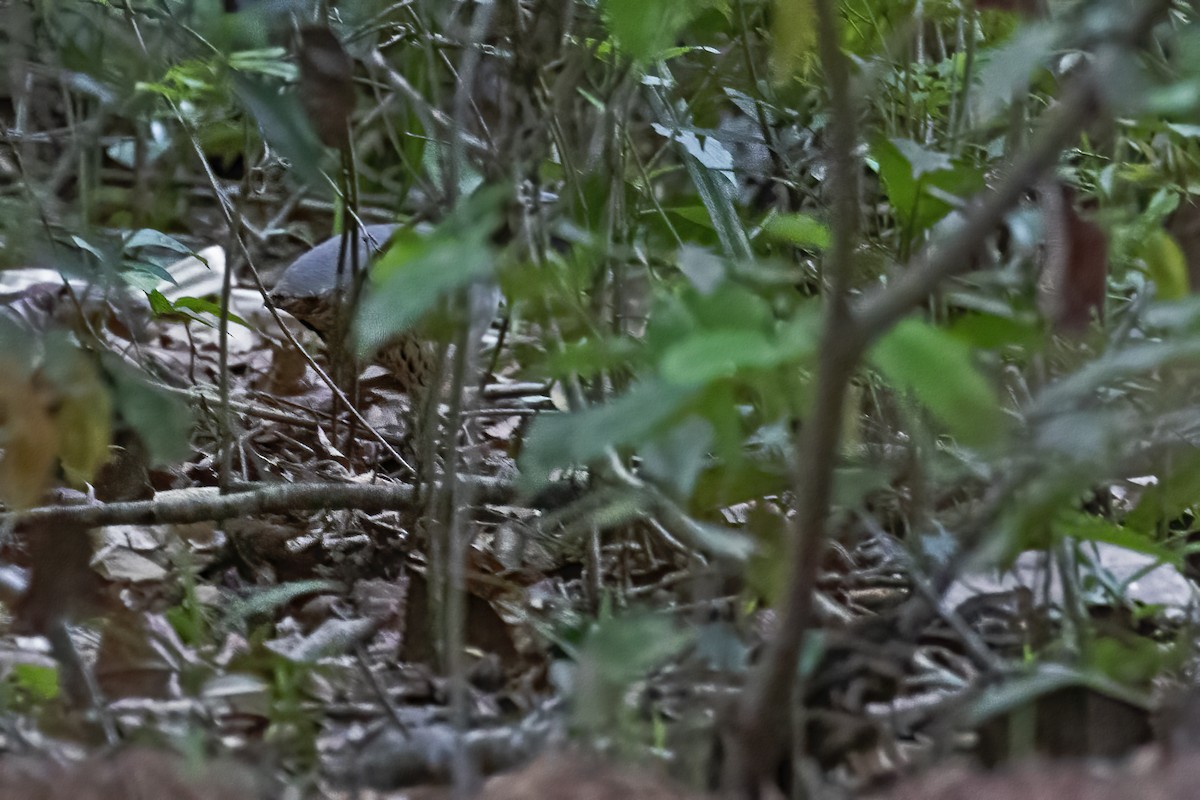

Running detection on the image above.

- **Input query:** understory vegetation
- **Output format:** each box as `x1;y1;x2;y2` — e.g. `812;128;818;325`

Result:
2;0;1200;798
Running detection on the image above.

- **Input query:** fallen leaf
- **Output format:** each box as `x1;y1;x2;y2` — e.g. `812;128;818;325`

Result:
1037;182;1109;334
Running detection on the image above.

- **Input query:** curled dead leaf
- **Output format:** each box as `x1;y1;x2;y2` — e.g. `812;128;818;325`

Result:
297;26;356;150
1037;182;1108;335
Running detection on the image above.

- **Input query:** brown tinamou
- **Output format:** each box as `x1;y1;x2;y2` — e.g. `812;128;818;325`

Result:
269;224;435;394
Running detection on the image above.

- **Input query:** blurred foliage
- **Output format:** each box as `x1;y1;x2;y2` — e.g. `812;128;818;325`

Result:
7;0;1200;779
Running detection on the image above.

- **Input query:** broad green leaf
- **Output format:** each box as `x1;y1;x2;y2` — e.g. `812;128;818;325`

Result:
521;379;695;482
147;289;174;316
572;612;689;735
890;138;953;177
1089;635;1172;687
682;146;751;259
123;229;196;257
688;283;773;332
55;380;112;489
1141;296;1200;331
356;190;502;355
745;504;788;603
1126;451;1200;535
232;73;324;187
601;0;706;62
640;416;713;497
872;137;985;237
1058;511;1182;570
104;355;194;465
771;0;817;80
763;212;831;251
650;123;735;186
1030;339;1200;417
42;341;112;489
122;257;177;289
964;663;1152;728
677;244;726;294
971;22;1059;121
69;235;106;262
171;296;249;327
228;47;295;80
870;317;1004;446
685;520;756;561
1138;228;1189;300
660;330;780;385
11;663;59;702
648;79;751;259
222;579;340;629
947;310;1041;351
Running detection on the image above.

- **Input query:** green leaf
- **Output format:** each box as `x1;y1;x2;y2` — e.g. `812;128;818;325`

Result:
356;190;502;356
572;612;689;735
771;0;817;80
872;137;985;237
688;283;773;332
640;416;713;497
600;0;705;62
947;310;1041;351
890;138;954;177
1126;451;1200;535
685;520;756;561
147;289;174;316
228;47;295;81
123;228;196;257
521;379;696;482
232;73;325;187
1058;511;1182;570
763;212;831;251
104;356;194;465
171;296;249;327
648;78;752;259
1030;338;1200;417
964;663;1152;728
971;23;1060;121
870;317;1005;446
677;244;726;293
122;257;177;288
660;329;780;385
650;123;735;185
1138;228;1190;300
11;663;58;701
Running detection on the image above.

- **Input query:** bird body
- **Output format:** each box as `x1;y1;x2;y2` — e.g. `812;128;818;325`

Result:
270;224;436;394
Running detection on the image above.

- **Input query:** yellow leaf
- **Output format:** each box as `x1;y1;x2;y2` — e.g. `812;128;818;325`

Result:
1140;228;1190;301
0;365;58;509
54;354;113;489
771;0;818;81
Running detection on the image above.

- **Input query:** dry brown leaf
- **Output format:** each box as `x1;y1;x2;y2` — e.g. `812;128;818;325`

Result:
874;749;1200;800
0;747;264;800
13;519;103;634
476;752;710;800
1037;182;1109;334
95;609;193;700
297;25;355;150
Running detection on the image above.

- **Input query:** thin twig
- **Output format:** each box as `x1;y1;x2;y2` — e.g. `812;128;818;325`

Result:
730;0;861;791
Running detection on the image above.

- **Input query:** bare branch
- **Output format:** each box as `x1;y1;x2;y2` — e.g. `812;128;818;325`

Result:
4;477;515;530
